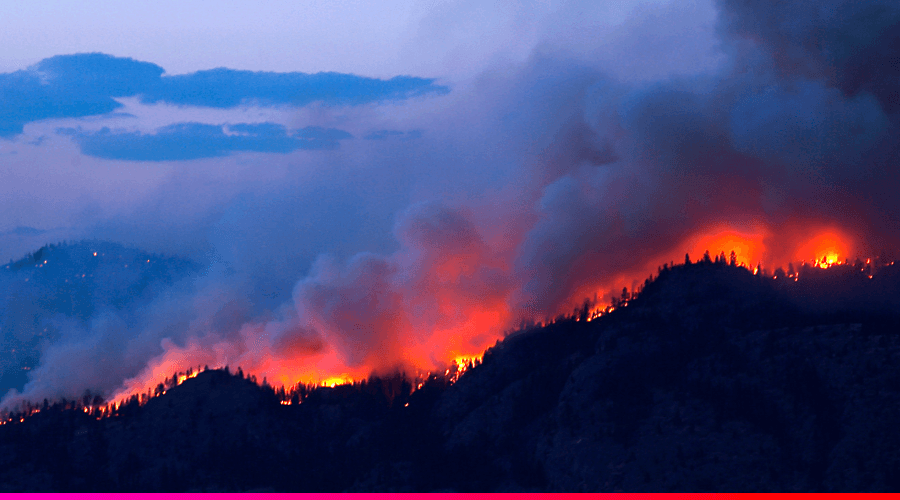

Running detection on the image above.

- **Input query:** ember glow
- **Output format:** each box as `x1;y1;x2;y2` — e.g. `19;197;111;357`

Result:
565;224;865;317
4;216;886;413
684;227;769;269
2;241;896;422
794;231;854;269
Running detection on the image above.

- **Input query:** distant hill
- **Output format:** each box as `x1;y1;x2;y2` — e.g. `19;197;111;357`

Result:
0;260;898;491
0;241;199;395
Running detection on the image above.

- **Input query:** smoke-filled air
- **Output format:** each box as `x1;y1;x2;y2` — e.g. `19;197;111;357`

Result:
1;0;898;409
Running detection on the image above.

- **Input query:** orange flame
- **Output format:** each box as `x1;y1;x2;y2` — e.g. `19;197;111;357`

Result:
87;223;869;414
683;226;769;268
5;220;894;426
793;230;853;269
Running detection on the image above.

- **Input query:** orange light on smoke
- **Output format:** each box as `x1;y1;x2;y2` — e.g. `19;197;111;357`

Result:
683;226;769;267
90;221;872;417
794;231;852;268
320;376;354;388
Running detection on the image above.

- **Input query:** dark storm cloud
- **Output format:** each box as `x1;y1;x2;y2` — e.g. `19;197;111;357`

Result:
0;53;449;137
57;123;352;161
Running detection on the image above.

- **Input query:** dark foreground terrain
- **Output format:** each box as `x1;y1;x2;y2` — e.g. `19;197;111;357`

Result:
1;260;899;492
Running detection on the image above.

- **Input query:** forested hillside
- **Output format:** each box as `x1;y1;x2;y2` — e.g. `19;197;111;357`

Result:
1;259;898;491
0;242;198;394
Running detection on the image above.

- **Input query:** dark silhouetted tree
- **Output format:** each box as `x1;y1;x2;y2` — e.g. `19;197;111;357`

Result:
82;389;93;408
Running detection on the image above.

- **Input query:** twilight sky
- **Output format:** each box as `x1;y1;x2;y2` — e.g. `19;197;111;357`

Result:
0;0;717;79
1;0;726;263
2;0;899;405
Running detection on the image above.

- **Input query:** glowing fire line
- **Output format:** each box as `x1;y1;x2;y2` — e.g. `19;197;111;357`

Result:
1;228;893;425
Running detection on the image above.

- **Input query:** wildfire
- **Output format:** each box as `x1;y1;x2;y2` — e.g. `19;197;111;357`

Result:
176;371;199;385
2;223;893;427
320;376;354;388
445;355;482;383
794;231;852;270
814;254;840;269
684;227;769;269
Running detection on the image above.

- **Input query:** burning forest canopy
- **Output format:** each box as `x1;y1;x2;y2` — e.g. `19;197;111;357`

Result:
1;258;899;491
0;0;899;465
0;237;896;419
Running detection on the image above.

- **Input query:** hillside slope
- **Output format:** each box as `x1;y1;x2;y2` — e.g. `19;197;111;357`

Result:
431;263;900;491
0;241;199;394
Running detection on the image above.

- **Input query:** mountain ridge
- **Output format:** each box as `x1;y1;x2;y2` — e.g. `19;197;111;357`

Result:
0;240;200;396
1;258;899;491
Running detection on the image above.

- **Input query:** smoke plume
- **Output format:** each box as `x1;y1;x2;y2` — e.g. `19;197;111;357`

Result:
3;0;899;407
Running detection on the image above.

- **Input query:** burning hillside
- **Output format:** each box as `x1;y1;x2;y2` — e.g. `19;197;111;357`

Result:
2;0;900;415
3;246;896;421
0;224;894;418
88;224;899;410
1;259;899;492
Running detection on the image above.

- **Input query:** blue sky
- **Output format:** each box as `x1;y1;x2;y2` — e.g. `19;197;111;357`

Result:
0;0;717;79
0;0;727;263
0;0;425;77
